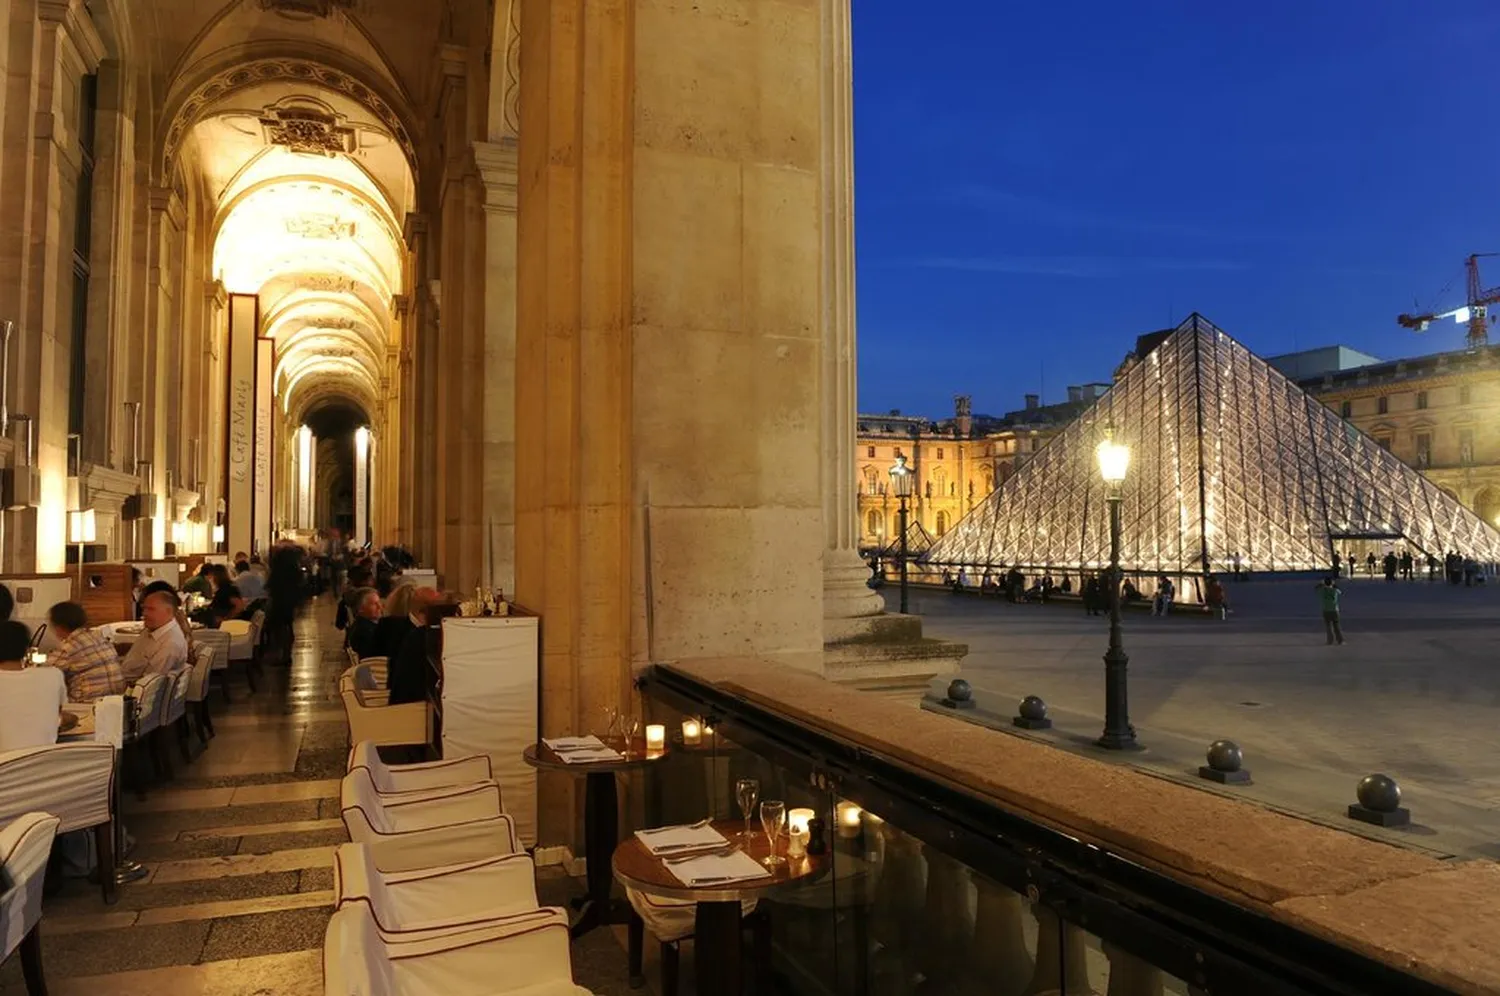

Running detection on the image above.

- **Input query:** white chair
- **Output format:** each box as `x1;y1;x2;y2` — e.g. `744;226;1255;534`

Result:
185;646;216;745
341;670;429;749
0;812;61;994
333;842;538;938
324;903;592;996
625;888;761;996
220;618;259;693
347;741;492;795
360;655;390;688
0;747;115;902
127;672;172;785
339;769;519;873
194;627;233;703
165;664;195;765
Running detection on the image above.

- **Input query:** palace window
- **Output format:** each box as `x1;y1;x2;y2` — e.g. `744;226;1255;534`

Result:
1460;429;1475;466
68;74;98;436
1415;433;1431;468
866;445;875;458
1340;401;1351;418
1377;396;1389;415
863;467;879;495
936;447;944;459
866;510;882;537
1376;437;1392;451
1416;390;1428;410
936;511;949;537
1461;385;1473;405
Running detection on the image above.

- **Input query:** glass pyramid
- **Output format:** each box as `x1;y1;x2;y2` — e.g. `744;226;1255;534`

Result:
926;314;1500;576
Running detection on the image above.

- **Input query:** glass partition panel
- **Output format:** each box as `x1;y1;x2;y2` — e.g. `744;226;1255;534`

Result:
634;691;1197;995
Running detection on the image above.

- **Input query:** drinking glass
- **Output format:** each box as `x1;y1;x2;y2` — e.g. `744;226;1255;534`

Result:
623;714;642;757
760;800;786;867
735;778;760;841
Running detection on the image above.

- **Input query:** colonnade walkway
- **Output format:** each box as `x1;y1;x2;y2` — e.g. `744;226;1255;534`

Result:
0;602;642;995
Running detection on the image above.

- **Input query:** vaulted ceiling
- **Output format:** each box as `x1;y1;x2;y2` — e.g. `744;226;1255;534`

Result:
115;0;496;425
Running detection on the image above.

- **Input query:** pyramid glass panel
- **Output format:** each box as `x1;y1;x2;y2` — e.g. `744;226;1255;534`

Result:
925;315;1500;576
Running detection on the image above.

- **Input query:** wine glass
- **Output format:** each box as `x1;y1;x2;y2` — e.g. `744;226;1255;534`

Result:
735;778;760;842
760;800;786;867
598;705;621;743
623;714;642;757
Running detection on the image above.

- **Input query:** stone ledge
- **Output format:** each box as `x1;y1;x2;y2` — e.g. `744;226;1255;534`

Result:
664;655;1489;989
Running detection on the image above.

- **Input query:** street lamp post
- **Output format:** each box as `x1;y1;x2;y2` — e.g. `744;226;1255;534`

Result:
889;455;913;615
1095;424;1138;750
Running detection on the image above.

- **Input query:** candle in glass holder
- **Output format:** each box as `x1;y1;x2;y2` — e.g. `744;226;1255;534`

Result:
787;828;808;858
681;719;702;746
32;652;46;666
702;721;715;737
836;802;863;838
787;807;815;836
645;724;666;751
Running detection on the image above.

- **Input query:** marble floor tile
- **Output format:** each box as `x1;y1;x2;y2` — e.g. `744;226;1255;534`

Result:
148;845;337;884
228;778;340;805
44;949;323;996
177;817;344;841
134;890;333;927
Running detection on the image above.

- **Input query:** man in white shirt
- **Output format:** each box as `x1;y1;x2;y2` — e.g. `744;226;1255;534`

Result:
121;591;189;683
0;619;73;750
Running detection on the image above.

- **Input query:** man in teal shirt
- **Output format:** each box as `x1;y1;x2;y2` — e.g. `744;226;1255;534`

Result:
1317;577;1344;645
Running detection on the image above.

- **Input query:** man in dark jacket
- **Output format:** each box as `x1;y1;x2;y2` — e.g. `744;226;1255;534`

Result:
345;588;384;660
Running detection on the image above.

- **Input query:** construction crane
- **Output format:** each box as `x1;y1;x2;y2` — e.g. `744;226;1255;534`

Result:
1398;253;1500;348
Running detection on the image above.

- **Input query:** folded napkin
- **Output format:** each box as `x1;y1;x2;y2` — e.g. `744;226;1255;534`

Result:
543;735;607;751
557;747;623;764
635;822;726;855
665;849;772;887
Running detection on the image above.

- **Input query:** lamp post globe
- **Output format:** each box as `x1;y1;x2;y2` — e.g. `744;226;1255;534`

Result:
1096;423;1138;750
889;455;913;615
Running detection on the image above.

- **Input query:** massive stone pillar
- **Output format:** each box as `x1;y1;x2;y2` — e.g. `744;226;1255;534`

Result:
473;139;517;597
819;0;885;630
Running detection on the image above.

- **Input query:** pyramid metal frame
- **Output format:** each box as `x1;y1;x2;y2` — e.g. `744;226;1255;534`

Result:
925;314;1500;576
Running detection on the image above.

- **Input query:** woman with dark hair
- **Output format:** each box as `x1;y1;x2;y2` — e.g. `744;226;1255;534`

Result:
262;544;308;666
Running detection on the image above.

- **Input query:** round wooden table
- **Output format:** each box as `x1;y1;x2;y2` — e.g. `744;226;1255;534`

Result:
522;739;667;937
613;819;828;996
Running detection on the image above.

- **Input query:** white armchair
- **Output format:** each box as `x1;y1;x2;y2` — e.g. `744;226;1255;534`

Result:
220;619;258;694
1;812;61;994
341;670;429;749
165;664;195;766
346;740;493;795
339;769;519;873
324;903;592;996
333;842;538;938
0;745;116;903
194;628;233;703
185;646;216;746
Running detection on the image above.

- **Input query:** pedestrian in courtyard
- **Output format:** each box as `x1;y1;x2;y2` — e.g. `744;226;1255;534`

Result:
1382;551;1398;582
1332;551;1342;578
1399;550;1414;581
1152;575;1175;617
1230;551;1243;580
1317;576;1344;646
1366;551;1377;576
1204;574;1228;621
1082;574;1102;616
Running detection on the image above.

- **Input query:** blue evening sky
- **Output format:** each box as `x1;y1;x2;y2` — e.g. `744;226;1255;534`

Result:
853;1;1500;418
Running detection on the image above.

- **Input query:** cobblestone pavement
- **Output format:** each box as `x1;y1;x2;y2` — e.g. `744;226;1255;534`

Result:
905;577;1500;857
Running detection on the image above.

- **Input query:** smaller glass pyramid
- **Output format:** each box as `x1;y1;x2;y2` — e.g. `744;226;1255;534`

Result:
925;315;1500;576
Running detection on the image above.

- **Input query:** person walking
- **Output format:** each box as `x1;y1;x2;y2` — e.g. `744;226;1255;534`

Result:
1205;574;1229;621
1317;576;1344;646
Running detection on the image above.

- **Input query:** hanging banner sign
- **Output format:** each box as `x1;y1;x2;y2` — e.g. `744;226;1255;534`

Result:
226;294;257;559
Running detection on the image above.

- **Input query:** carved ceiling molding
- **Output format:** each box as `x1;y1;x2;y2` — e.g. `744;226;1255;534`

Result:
285;211;357;240
164;58;416;176
258;0;356;17
260;103;356;157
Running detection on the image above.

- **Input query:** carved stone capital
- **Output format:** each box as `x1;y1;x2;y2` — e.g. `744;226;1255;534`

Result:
472;139;518;215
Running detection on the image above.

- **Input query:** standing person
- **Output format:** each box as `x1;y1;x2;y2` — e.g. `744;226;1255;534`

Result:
1317;576;1344;646
1230;552;1242;580
1332;551;1342;578
1204;575;1229;621
1366;551;1377;577
1382;551;1398;582
1152;575;1175;617
1399;550;1413;581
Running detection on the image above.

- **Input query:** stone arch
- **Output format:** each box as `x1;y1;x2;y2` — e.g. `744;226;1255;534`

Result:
1475;487;1500;528
158;52;421;180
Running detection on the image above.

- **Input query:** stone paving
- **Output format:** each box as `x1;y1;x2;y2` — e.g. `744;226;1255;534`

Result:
906;577;1500;859
0;602;646;996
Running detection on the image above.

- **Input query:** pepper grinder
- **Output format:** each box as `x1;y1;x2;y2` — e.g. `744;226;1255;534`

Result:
806;816;828;856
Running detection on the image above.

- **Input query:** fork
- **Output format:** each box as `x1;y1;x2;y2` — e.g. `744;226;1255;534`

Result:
639;819;711;837
663;844;741;865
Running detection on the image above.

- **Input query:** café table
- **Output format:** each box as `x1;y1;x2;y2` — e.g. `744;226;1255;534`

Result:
522;738;666;937
612;819;827;996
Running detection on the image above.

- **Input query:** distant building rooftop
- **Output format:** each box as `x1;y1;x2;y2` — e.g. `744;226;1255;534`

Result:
1267;345;1384;381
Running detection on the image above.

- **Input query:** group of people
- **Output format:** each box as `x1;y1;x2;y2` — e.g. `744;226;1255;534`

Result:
335;551;457;711
1333;549;1488;587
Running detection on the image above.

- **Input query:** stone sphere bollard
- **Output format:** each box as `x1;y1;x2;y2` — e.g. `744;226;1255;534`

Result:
940;678;975;710
1013;695;1051;730
1199;739;1250;784
1349;773;1410;827
1357;774;1401;812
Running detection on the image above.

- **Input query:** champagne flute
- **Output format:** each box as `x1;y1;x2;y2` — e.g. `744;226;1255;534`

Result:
760;800;786;867
735;778;760;842
624;714;642;757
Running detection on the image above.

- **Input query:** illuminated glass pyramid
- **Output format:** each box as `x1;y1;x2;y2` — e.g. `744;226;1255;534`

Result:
926;314;1500;575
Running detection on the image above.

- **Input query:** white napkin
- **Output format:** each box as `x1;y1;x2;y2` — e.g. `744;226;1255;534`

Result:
665;849;772;887
558;747;623;764
543;735;607;751
635;822;726;855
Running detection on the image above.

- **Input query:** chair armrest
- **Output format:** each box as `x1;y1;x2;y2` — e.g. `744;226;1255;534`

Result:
384;783;502;829
384;754;493;790
0;744;115;833
0;812;61;952
362;814;521;873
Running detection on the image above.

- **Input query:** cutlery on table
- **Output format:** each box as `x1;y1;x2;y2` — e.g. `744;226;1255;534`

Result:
639;819;711;837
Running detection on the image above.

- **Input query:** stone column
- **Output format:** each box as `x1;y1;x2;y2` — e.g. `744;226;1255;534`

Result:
819;0;884;633
473;138;517;596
